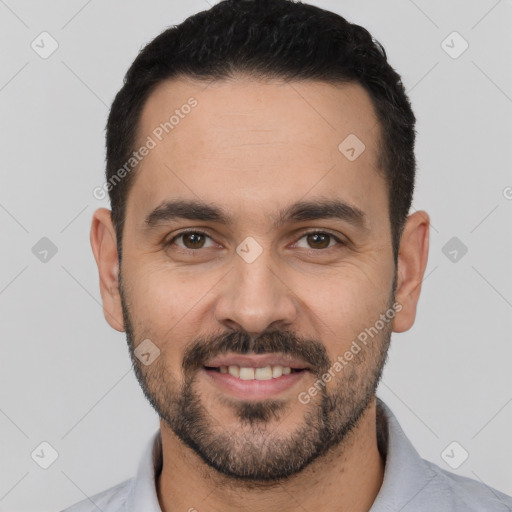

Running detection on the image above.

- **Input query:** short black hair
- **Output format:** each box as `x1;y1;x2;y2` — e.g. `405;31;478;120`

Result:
105;0;416;264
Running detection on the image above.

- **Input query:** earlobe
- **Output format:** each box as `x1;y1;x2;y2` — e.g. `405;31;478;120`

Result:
392;210;430;333
90;208;125;332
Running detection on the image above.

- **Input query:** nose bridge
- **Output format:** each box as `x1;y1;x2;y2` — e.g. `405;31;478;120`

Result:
214;240;297;334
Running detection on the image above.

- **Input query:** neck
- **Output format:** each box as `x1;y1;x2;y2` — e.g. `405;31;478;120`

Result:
157;396;384;512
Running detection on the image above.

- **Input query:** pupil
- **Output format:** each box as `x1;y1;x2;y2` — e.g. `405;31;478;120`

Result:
309;233;329;249
185;233;203;248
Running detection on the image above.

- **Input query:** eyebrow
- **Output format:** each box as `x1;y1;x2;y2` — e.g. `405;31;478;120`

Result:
144;198;369;232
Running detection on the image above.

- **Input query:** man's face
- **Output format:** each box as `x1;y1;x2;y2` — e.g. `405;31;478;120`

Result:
118;77;398;481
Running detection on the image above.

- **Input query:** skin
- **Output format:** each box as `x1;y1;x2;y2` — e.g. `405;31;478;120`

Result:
91;76;429;512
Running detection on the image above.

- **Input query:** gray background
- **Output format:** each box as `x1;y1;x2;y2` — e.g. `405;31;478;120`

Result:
0;0;511;510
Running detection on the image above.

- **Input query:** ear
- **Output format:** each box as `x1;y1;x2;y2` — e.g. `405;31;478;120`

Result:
90;208;125;332
393;210;430;333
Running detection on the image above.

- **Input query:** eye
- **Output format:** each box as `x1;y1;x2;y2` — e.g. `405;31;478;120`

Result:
294;230;344;250
167;230;216;251
164;229;345;254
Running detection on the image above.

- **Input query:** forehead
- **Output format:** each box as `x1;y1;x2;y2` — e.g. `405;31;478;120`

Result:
128;76;387;231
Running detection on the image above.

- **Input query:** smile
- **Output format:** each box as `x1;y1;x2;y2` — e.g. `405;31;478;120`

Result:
205;364;304;380
203;365;309;400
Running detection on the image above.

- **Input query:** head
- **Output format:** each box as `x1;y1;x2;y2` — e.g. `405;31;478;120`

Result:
91;0;429;484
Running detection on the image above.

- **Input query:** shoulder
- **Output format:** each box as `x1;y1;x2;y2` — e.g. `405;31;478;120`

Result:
422;458;512;511
59;478;132;512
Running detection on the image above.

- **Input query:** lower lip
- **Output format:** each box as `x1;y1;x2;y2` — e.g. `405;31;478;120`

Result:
203;368;309;400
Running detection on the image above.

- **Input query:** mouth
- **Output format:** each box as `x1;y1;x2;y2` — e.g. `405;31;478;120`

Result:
202;363;310;400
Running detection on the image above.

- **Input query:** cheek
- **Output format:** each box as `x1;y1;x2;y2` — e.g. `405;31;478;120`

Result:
125;270;202;377
306;269;387;321
123;266;185;335
301;269;389;350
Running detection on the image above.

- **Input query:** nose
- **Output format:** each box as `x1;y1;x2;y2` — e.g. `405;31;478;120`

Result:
213;247;298;336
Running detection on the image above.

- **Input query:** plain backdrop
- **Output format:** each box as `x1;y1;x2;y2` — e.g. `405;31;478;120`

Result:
0;1;511;510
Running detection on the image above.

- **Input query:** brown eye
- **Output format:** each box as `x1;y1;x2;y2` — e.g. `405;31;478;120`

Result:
296;231;343;250
168;231;215;250
306;232;331;249
182;232;206;249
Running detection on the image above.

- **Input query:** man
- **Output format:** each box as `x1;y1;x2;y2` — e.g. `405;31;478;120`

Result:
62;0;512;510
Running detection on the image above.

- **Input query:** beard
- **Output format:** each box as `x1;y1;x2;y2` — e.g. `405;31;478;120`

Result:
119;272;396;485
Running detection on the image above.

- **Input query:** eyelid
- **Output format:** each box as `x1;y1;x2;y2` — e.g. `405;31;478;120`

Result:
166;228;218;249
293;229;346;248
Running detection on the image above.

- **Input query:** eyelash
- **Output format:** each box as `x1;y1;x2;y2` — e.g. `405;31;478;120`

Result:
165;229;346;254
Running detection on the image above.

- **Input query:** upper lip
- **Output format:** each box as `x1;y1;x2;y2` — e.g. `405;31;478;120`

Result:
204;353;310;370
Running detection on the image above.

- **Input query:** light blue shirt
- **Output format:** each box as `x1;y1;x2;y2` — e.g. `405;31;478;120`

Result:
60;397;512;511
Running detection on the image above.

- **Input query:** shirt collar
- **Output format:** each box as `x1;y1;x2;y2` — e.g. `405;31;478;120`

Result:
371;397;438;511
123;397;436;511
124;426;163;511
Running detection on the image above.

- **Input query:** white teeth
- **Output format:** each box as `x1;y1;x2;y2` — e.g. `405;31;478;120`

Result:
255;366;273;380
272;365;283;378
228;365;240;377
239;367;255;380
215;364;298;380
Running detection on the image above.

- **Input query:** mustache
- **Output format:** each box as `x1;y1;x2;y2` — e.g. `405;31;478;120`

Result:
182;329;331;377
